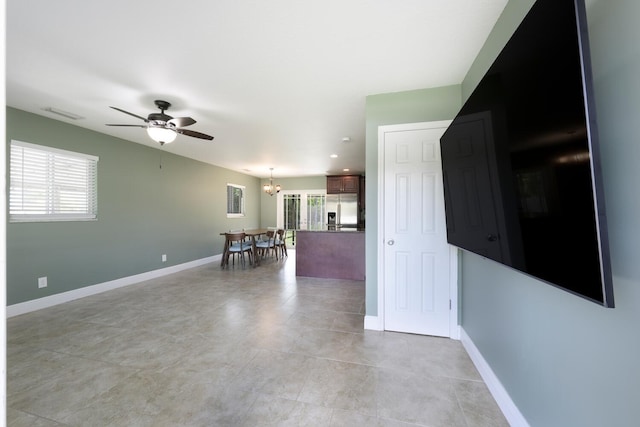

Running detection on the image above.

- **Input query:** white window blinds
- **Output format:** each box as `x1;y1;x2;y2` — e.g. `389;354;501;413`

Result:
10;140;99;222
226;183;245;217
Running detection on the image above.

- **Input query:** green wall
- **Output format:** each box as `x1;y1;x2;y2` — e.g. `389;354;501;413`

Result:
458;0;640;425
6;107;260;305
364;86;462;315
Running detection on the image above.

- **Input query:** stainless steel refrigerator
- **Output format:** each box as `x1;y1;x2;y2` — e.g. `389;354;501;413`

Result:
326;193;358;229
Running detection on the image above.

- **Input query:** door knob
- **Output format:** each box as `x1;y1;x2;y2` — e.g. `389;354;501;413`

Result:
486;234;498;242
387;239;395;246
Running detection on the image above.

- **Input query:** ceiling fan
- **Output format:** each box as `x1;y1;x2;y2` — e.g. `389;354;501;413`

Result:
106;100;214;145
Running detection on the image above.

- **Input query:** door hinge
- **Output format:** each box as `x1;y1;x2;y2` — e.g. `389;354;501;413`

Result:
449;299;452;310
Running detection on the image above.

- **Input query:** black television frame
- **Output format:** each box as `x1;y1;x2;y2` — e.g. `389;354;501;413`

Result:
439;0;614;307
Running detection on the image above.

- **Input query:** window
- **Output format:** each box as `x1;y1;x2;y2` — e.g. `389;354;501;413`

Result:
10;140;98;222
226;183;245;217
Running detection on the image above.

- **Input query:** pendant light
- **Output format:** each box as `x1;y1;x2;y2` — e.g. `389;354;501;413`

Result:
263;168;281;196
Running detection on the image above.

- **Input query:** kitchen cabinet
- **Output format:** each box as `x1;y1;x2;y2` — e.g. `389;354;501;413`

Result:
327;175;360;194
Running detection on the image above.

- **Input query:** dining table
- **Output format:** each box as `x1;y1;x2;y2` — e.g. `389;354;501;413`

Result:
220;228;270;268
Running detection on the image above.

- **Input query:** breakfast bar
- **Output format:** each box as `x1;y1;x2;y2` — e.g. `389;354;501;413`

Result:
295;229;365;281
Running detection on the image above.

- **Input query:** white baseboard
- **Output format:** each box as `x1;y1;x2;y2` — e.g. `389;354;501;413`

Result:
450;324;461;341
7;255;221;318
460;327;529;427
364;315;383;331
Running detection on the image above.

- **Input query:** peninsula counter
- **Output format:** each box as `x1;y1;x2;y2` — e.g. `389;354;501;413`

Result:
295;230;365;281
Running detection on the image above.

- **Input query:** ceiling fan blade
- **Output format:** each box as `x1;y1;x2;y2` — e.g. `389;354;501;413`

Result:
177;128;214;140
105;124;147;128
109;106;149;122
168;117;196;128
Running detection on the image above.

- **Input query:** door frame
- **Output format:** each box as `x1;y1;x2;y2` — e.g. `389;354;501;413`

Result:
376;121;460;340
276;189;327;230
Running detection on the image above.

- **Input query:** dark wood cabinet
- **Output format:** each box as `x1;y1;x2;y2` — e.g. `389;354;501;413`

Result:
326;176;343;193
327;175;360;194
342;175;360;193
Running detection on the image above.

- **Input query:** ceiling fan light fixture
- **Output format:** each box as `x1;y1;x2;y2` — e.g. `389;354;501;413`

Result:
107;101;214;143
147;126;177;145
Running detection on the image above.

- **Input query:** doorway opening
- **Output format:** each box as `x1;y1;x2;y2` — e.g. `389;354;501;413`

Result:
277;189;327;246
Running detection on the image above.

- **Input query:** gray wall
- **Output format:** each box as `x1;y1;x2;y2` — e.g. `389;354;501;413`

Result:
7;107;260;305
459;0;640;425
364;86;462;315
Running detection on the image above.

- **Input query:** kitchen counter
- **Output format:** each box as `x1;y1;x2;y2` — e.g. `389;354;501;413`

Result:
300;228;364;232
296;230;365;281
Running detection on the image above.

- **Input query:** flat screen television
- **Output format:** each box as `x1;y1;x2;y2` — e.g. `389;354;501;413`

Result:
439;0;614;307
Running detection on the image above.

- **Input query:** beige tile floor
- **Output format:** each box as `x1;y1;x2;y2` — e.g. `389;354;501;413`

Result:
7;250;508;426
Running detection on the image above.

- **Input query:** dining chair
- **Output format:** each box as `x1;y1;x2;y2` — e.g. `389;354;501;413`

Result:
255;230;277;260
223;232;253;268
275;228;288;258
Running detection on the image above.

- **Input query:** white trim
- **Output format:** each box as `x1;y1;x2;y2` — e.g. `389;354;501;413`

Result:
226;183;246;217
11;139;99;162
460;327;530;427
278;189;326;195
377;128;386;331
364;315;383;331
1;19;7;423
9;215;98;223
448;245;460;340
377;121;457;338
7;255;221;318
276;189;326;229
10;140;99;222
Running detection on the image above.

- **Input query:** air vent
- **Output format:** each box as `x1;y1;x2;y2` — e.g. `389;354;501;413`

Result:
42;107;84;120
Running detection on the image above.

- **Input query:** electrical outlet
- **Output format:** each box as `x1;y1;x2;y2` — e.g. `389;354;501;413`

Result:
162;254;167;263
38;276;48;288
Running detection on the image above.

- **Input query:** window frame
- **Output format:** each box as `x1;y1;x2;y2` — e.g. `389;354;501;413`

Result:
9;140;99;223
226;183;246;218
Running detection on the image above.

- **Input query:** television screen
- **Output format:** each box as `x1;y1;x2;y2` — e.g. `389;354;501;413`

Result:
439;0;614;306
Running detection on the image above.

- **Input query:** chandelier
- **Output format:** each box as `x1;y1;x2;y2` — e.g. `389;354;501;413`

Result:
263;168;281;196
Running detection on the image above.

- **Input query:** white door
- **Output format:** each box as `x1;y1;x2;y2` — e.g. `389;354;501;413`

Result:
379;121;456;337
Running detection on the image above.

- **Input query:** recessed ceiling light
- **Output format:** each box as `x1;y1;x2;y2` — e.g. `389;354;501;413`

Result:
343;168;350;172
342;137;351;143
330;154;338;158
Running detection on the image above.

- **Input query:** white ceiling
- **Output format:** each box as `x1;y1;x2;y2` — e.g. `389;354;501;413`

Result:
6;0;507;179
